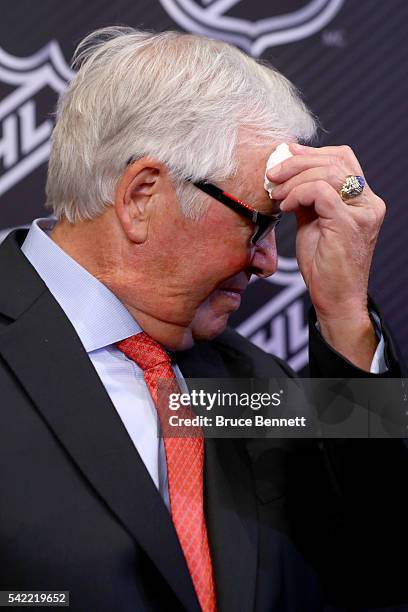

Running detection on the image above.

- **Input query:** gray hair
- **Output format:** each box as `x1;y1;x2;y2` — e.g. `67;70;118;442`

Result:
45;26;317;222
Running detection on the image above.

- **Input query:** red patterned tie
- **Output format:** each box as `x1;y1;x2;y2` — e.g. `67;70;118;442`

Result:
116;332;217;612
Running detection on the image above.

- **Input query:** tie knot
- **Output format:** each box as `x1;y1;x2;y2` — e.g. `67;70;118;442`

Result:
116;332;172;371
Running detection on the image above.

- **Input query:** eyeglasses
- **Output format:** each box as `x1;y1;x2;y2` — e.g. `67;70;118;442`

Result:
191;181;282;245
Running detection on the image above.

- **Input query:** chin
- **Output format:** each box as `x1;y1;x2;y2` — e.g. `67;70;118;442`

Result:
191;290;242;341
192;313;230;341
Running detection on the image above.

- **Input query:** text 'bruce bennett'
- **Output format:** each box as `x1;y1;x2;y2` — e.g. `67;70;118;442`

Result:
168;415;308;428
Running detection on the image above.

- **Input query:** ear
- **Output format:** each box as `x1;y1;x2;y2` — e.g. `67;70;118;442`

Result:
114;158;165;243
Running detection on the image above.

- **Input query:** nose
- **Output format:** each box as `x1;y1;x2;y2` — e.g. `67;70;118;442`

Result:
247;230;278;278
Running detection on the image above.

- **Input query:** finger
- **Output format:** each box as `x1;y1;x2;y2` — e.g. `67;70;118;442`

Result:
290;143;364;175
280;180;348;221
267;153;347;184
272;166;345;200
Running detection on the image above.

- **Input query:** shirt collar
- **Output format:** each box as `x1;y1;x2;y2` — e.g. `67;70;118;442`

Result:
21;218;141;352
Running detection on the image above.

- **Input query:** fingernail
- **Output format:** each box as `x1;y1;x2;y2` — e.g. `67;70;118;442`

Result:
279;200;287;211
267;163;282;177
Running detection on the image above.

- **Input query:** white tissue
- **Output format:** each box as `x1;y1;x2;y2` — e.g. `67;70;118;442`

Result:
264;142;293;199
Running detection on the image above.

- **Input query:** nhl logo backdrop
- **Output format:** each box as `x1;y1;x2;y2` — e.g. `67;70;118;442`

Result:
234;257;309;372
0;41;73;199
158;0;344;56
0;0;407;371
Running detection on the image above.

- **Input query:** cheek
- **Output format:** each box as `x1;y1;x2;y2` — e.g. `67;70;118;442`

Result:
196;242;250;276
179;217;253;286
223;247;253;272
200;253;251;290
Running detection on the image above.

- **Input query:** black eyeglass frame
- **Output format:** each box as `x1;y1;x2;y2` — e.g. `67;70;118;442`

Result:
191;181;282;245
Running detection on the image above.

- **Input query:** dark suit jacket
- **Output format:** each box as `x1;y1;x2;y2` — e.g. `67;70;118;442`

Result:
0;229;407;612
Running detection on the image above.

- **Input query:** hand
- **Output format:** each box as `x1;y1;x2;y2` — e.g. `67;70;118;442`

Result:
267;143;386;369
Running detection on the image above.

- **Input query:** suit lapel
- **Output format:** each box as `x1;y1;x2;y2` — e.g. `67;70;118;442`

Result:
0;231;258;612
0;233;200;612
176;345;258;612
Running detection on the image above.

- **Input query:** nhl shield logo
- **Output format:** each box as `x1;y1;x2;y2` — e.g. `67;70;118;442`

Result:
233;257;309;372
0;41;74;198
159;0;344;56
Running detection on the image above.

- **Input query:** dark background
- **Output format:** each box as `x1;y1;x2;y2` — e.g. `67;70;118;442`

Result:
1;0;407;371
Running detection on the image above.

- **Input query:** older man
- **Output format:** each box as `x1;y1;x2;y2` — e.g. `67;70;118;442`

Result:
0;26;406;612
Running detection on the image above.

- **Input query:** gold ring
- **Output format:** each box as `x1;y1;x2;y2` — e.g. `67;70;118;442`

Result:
339;175;365;201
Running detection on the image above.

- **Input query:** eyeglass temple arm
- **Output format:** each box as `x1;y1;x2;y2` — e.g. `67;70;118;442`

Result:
193;181;259;223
